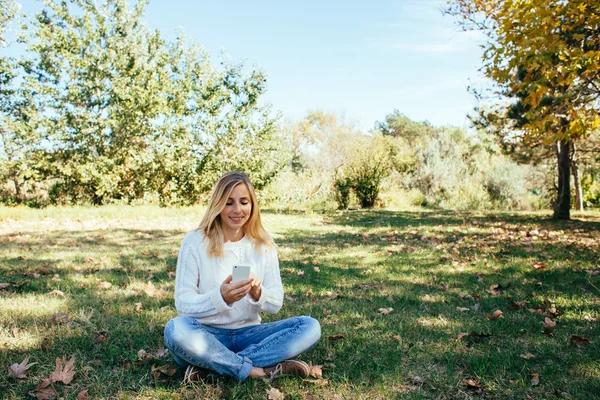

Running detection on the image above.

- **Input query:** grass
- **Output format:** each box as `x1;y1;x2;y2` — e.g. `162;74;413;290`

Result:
1;206;599;399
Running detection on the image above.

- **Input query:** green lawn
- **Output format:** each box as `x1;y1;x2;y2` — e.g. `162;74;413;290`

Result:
1;206;599;399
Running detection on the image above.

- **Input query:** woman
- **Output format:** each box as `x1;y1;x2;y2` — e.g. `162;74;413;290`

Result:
164;171;321;381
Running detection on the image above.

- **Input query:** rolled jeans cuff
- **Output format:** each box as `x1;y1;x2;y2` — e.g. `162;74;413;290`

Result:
237;357;253;380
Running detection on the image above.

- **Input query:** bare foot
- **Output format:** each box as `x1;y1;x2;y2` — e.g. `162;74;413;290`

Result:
248;366;267;378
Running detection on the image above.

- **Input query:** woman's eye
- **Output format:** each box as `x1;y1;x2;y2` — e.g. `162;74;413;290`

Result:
241;202;249;205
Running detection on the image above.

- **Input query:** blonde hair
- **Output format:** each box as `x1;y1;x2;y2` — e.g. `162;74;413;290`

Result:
198;171;274;257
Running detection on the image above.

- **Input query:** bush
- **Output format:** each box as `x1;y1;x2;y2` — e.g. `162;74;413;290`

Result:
333;175;352;209
484;159;528;209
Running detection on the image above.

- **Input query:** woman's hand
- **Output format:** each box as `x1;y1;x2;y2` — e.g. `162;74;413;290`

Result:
248;272;262;301
220;275;253;306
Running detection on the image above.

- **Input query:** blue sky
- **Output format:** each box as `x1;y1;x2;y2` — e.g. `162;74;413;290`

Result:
3;0;488;130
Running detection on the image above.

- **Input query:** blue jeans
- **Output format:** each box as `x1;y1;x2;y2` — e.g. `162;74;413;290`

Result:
164;316;321;381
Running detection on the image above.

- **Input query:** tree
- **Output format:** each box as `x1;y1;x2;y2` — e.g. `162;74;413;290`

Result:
0;0;20;47
12;0;281;205
447;0;600;219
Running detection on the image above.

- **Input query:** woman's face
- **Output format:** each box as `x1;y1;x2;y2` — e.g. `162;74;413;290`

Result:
219;183;252;233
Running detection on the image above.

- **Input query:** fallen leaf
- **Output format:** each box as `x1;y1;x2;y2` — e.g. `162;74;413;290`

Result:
91;331;108;344
309;364;323;378
377;307;393;315
507;296;528;310
267;387;284;400
297;270;305;277
322;309;331;316
463;378;482;393
51;313;70;325
8;356;37;379
150;364;177;379
520;353;536;359
50;355;76;384
327;334;345;341
284;295;297;303
154;348;169;358
456;307;470;312
392;335;402;343
440;282;449;290
486;309;504;320
313;267;320;273
134;303;143;312
531;373;540;386
137;349;148;360
31;379;58;400
533;262;547;270
0;282;10;289
569;334;591;346
543;317;556;336
76;390;89;400
48;290;64;297
98;281;112;289
86;360;102;366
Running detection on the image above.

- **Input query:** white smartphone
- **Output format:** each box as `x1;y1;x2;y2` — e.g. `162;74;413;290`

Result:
232;264;251;283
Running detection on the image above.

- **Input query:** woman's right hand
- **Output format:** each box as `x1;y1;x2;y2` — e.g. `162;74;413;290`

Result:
220;275;253;306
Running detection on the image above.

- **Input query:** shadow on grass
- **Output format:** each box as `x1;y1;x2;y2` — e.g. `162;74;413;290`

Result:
1;210;599;398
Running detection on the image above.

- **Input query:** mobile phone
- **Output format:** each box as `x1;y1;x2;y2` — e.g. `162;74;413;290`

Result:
232;264;251;283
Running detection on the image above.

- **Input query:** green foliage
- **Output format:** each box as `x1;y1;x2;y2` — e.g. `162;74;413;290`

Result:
484;159;528;209
0;0;19;46
1;0;282;206
333;173;351;209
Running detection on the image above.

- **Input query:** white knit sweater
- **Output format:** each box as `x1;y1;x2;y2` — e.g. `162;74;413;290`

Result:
174;231;284;329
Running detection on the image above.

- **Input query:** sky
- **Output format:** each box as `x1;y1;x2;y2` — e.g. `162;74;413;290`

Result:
3;0;489;130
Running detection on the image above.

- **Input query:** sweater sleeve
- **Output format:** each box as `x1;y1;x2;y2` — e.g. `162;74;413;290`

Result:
174;232;232;318
247;246;284;314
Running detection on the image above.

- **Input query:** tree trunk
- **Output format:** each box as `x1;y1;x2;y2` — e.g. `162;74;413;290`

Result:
554;140;571;220
571;142;583;212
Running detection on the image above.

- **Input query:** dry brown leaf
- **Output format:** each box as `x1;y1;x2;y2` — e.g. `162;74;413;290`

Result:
486;309;504;320
463;378;482;392
313;267;320;273
327;334;345;341
309;364;323;379
325;291;339;300
51;313;69;325
76;390;89;400
507;296;528;310
297;270;305;277
91;331;108;344
531;373;540;386
98;281;112;289
137;349;148;360
543;317;556;336
533;262;547;270
377;307;393;315
86;360;102;366
47;290;64;297
150;364;177;379
569;334;591;346
284;295;297;303
31;379;58;400
143;281;160;297
50;355;76;384
8;356;37;379
134;303;143;313
322;309;331;316
440;282;449;290
267;387;284;400
392;335;402;343
520;353;536;359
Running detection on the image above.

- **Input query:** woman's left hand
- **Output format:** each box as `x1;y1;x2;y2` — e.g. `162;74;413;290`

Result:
249;272;262;301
